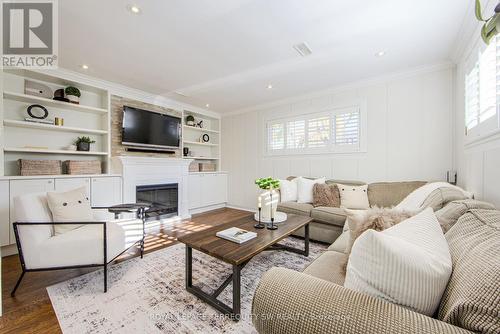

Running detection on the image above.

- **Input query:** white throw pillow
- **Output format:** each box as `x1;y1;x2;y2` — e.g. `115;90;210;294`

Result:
337;184;369;209
344;208;452;316
47;186;94;235
297;177;326;203
279;178;300;202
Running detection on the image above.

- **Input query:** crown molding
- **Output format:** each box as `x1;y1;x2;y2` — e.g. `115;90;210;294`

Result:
222;62;454;117
33;67;221;119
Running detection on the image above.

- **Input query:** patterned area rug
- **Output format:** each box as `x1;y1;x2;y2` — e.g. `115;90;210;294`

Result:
47;237;327;334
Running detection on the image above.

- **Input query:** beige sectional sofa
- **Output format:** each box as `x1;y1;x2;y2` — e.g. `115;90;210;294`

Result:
278;178;426;243
252;203;499;334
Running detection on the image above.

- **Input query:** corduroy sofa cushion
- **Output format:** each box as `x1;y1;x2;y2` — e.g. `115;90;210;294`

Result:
368;181;427;207
435;199;495;233
422;187;468;211
438;209;500;334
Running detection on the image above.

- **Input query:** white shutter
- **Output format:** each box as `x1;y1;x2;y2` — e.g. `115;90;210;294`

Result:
268;122;284;151
286;120;305;149
307;116;330;148
335;109;360;146
465;35;500;134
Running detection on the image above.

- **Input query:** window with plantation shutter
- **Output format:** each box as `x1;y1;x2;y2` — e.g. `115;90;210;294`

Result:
307;116;330;148
268;122;284;150
286;120;305;149
465;35;500;138
266;105;364;155
334;109;360;146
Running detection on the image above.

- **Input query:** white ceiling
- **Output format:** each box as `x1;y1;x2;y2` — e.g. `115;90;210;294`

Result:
59;0;471;114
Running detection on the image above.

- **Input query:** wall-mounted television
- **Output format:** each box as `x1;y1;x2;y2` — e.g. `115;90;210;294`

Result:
122;106;181;150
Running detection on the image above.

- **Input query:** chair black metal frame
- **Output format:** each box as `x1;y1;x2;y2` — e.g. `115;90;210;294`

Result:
10;207;146;297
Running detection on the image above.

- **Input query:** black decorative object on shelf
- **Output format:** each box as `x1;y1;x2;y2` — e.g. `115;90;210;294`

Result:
53;88;69;102
27;104;48;119
183;147;189;156
196;120;204;128
202;134;210;143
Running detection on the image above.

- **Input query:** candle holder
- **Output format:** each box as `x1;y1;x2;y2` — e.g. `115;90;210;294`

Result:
254;207;265;229
267;217;278;230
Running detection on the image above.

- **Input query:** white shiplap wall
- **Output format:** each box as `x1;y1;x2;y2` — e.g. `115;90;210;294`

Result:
222;66;454;210
453;0;500;208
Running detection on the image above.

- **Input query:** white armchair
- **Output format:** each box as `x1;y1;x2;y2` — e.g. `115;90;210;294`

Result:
11;192;144;296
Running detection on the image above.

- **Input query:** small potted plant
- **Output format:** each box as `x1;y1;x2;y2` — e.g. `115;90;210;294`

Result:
255;177;280;221
186;115;195;126
65;86;81;104
75;136;95;151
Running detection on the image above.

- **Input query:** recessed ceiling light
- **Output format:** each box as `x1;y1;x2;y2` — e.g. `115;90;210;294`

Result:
81;64;89;70
267;84;273;89
376;51;386;57
127;5;141;14
205;104;210;108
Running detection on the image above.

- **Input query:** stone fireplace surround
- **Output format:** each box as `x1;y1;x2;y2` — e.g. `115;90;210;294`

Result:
111;156;192;219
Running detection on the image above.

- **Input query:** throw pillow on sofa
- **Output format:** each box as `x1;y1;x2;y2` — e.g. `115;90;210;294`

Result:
297;177;325;203
337;184;369;209
312;183;340;207
435;199;495;233
279;177;300;202
47;186;93;235
342;206;416;271
344;208;452;316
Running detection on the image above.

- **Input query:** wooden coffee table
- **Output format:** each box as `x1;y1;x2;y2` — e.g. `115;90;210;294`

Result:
177;213;312;321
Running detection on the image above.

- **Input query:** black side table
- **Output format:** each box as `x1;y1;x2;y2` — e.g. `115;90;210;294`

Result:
108;203;150;258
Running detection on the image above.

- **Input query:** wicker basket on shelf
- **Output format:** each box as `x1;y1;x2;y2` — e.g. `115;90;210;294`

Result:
19;159;62;176
199;162;216;172
64;160;102;175
189;161;200;172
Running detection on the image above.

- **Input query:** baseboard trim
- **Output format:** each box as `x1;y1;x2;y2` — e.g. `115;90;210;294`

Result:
225;204;254;212
189;203;227;215
1;244;18;258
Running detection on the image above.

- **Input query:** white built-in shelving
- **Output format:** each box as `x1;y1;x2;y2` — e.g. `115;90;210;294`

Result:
1;69;111;176
182;110;221;171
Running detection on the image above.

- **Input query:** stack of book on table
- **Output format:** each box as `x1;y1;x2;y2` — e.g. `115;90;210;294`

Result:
216;227;257;244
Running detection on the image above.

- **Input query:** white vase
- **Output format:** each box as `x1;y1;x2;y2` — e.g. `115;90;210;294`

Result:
67;94;80;104
258;189;280;221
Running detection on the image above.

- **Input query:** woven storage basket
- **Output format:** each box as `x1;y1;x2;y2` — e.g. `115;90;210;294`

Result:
189;162;200;172
64;160;102;175
199;163;216;172
19;159;62;176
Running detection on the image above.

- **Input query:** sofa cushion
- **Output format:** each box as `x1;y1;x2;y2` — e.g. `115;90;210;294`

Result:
421;187;468;211
279;178;299;202
310;207;347;227
277;202;313;216
312;183;340;207
303;250;346;285
328;230;349;253
345;208;452;316
292;221;343;244
297;177;326;203
337;184;369;209
368;181;427;207
435;199;495;233
438;209;500;334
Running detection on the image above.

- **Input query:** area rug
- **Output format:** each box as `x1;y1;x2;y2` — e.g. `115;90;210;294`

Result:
47;237;327;334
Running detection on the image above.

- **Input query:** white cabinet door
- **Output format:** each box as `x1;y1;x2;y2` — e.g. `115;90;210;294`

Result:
9;179;55;244
215;174;228;204
0;181;10;247
91;177;122;207
55;178;90;196
188;175;202;209
200;174;218;207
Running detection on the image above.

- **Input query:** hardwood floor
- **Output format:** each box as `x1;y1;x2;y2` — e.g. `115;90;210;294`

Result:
0;208;251;334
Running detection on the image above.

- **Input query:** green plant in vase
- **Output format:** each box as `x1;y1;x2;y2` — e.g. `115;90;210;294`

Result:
65;86;81;104
75;136;95;151
255;177;280;222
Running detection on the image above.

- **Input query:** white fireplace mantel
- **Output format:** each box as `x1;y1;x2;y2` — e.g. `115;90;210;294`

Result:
111;156;193;219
